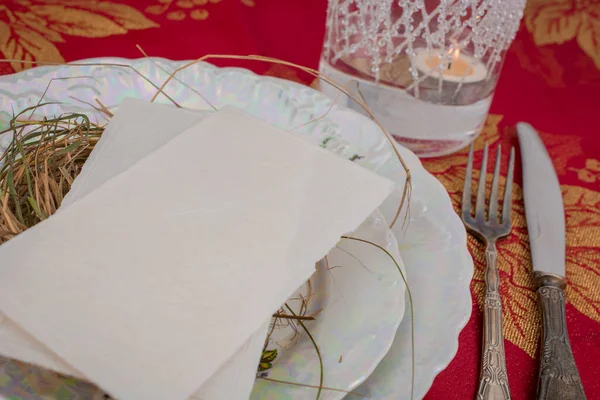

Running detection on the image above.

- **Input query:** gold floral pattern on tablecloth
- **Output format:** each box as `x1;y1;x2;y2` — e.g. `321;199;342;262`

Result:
423;116;600;356
564;185;600;321
525;0;600;69
571;159;600;184
145;0;254;21
0;0;157;71
510;36;566;87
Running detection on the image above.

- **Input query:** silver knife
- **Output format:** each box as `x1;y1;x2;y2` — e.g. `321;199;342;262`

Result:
517;122;586;400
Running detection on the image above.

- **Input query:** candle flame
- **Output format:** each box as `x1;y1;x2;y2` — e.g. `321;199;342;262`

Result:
451;47;460;62
447;40;460;69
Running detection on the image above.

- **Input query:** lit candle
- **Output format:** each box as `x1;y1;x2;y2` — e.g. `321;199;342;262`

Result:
412;47;487;84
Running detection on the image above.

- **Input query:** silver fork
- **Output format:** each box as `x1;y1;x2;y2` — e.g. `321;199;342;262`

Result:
462;142;515;400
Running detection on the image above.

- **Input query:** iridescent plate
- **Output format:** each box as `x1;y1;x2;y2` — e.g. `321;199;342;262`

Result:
0;58;473;399
0;58;411;400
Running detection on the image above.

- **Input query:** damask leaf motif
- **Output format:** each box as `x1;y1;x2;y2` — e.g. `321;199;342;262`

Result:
539;129;584;176
168;10;187;20
14;11;64;43
190;9;209;20
577;13;600;69
525;0;579;45
575;51;600;86
587;159;600;172
82;2;159;30
0;1;158;72
510;36;565;88
564;185;600;244
0;21;64;72
577;168;597;183
563;185;600;320
524;0;600;70
570;159;600;184
29;0;158;30
0;22;9;54
177;0;196;8
146;5;168;15
29;6;129;37
568;248;600;318
144;0;253;19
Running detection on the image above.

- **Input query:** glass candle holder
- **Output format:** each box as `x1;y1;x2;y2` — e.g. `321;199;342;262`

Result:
319;0;525;158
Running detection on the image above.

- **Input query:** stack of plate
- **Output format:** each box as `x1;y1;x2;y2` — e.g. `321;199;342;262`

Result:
0;59;473;400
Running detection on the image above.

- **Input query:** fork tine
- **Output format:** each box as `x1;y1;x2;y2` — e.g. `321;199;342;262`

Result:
475;142;489;223
502;147;516;226
488;145;502;223
462;144;474;221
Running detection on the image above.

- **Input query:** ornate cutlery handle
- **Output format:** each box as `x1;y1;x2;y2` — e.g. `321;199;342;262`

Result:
534;273;586;400
477;248;511;400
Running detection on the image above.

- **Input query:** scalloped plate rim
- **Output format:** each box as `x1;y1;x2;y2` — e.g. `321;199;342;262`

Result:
0;57;474;400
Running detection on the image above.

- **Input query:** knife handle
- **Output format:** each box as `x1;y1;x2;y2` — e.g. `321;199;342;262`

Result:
535;272;586;400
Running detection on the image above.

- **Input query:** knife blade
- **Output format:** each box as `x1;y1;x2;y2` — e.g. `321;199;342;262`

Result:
517;122;565;277
517;122;586;400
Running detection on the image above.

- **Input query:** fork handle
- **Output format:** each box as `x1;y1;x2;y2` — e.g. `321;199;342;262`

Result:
534;273;586;400
477;248;511;400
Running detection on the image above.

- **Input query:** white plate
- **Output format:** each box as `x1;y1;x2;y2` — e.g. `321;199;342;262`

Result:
252;210;405;399
0;59;407;400
358;137;473;399
0;58;473;399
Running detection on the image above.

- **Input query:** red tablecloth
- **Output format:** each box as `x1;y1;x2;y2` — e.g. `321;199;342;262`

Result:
1;1;599;399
